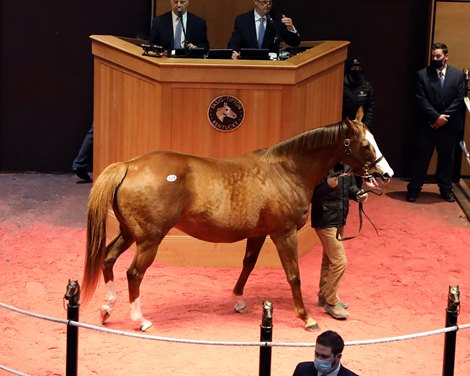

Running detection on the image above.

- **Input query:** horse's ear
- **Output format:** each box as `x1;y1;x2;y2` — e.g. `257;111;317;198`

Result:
355;106;364;123
345;117;360;135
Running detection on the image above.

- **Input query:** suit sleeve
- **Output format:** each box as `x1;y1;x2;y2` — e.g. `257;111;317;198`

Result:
443;70;466;116
280;27;300;47
193;18;209;51
227;17;243;51
149;17;160;45
416;70;441;125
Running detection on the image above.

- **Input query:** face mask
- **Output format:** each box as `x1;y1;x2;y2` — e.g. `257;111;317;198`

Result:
348;70;363;84
430;59;444;69
314;358;336;374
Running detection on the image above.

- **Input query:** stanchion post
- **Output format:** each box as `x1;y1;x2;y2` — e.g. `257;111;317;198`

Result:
64;279;80;376
442;285;460;376
259;300;273;376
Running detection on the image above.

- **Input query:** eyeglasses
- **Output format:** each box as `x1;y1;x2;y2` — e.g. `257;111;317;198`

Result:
172;0;187;4
256;0;272;5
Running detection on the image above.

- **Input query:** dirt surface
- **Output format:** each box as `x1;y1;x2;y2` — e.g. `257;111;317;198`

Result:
1;173;470;375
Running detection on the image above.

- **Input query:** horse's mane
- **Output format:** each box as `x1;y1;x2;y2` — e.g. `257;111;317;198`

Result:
252;122;347;162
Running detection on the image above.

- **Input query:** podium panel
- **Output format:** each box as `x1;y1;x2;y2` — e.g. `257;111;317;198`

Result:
91;35;349;267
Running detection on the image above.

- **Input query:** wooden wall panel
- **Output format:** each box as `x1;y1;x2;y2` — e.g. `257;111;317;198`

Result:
94;60;166;174
430;1;470;177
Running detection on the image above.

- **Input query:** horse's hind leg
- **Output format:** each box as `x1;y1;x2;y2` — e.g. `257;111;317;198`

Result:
100;230;134;323
232;236;266;313
127;239;160;331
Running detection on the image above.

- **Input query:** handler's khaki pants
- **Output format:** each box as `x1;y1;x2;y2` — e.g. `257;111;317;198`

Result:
315;227;347;306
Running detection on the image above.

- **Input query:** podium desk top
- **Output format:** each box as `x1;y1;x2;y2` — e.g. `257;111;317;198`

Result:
90;35;349;85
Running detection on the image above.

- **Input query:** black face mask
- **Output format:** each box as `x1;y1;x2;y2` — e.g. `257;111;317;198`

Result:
430;59;444;69
348;71;363;85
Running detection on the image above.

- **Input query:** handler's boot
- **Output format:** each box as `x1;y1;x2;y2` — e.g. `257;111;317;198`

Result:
317;295;349;309
324;303;349;320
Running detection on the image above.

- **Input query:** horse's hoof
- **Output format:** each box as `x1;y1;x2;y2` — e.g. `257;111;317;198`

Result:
304;318;320;332
100;307;111;324
234;302;250;314
140;320;153;332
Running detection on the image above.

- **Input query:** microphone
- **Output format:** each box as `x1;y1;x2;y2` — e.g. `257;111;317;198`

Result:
266;14;274;25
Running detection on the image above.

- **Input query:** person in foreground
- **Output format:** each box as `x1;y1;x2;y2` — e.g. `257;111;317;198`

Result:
406;42;466;203
311;163;368;320
293;330;359;376
150;0;209;53
227;0;300;59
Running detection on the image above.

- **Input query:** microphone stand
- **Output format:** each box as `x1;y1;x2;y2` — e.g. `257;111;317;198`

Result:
267;14;280;60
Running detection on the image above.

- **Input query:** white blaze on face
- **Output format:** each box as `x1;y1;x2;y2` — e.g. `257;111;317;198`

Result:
364;129;394;180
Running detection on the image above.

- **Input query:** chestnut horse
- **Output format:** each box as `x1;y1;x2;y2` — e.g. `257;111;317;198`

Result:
81;111;393;331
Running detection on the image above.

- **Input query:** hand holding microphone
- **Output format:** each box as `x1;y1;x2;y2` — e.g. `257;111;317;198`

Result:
281;14;295;32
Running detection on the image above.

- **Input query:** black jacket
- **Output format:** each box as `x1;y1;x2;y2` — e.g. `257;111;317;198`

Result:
293;361;359;376
342;73;375;127
227;9;300;52
416;64;466;133
311;164;360;229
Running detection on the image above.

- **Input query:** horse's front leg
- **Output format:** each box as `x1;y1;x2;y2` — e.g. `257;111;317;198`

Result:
232;236;267;313
100;232;133;324
127;240;159;331
271;230;319;331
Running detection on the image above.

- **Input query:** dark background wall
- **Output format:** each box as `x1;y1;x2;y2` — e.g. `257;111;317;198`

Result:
278;0;431;177
1;0;431;175
0;0;151;172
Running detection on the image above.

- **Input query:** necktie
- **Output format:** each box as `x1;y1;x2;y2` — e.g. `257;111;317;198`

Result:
174;17;182;49
257;17;265;48
438;71;444;89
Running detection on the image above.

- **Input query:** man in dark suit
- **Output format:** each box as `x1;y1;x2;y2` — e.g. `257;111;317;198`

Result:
407;42;466;203
150;0;209;53
293;330;358;376
227;0;300;59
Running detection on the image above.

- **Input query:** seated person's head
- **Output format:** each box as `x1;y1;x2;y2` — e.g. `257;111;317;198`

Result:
253;0;272;16
171;0;189;15
314;330;344;373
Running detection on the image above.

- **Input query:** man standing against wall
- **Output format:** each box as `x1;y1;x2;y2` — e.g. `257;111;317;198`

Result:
407;42;466;203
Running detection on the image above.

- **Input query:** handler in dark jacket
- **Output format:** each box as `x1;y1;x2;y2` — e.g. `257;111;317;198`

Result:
311;163;368;320
342;58;375;129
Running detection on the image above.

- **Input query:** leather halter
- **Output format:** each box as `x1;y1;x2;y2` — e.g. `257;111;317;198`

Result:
343;137;384;179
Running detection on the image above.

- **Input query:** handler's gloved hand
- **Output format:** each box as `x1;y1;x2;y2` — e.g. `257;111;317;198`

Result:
356;189;368;202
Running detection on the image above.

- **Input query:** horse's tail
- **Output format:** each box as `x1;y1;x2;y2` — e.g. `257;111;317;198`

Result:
81;162;128;303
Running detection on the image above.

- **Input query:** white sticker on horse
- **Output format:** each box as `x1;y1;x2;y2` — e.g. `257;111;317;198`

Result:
166;175;177;182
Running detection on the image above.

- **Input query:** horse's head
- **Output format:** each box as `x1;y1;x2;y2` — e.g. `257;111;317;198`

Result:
216;102;238;122
342;107;394;187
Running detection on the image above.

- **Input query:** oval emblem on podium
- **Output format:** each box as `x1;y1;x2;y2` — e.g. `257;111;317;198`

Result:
207;95;245;132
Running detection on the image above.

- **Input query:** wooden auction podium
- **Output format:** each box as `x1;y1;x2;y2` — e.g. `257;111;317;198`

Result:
91;35;349;267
